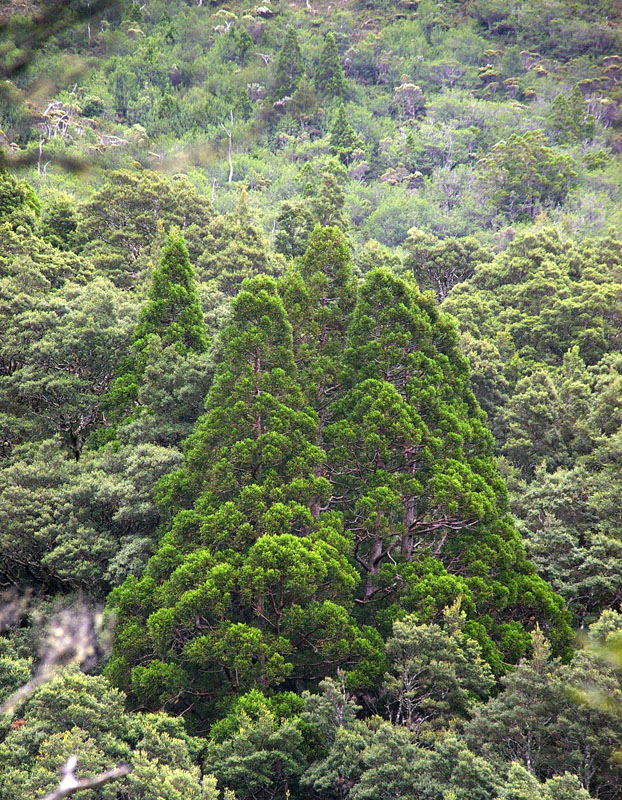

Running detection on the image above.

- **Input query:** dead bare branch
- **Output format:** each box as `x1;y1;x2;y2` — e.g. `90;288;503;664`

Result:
40;755;130;800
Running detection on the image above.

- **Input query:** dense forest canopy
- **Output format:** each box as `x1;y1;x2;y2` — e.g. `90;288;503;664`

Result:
2;1;622;798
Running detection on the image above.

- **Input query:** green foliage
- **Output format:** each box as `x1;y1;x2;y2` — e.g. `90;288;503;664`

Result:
466;626;622;796
107;273;383;720
326;266;570;658
197;197;284;295
133;232;209;354
38;190;78;251
3;1;622;797
315;33;347;100
330;105;365;165
0;668;219;800
76;171;212;287
382;608;494;738
547;86;595;145
480;131;577;221
205;696;306;800
0;168;40;228
272;27;304;100
404;228;493;301
1;276;136;459
274;201;315;259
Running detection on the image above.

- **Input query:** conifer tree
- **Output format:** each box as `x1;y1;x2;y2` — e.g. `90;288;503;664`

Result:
133;231;209;355
330;105;365;165
106;275;384;722
272;26;304;100
310;163;348;228
327;268;571;662
282;225;357;430
103;231;208;429
197;190;283;297
315;32;347;99
548;86;595;144
274;200;315;259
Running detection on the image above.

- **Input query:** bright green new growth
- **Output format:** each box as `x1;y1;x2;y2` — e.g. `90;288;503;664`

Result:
106;273;383;721
107;231;571;726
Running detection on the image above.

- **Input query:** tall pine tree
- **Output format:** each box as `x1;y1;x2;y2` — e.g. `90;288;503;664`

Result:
106;275;383;722
272;26;304;100
327;268;571;665
315;32;347;99
330;105;364;164
102;230;208;431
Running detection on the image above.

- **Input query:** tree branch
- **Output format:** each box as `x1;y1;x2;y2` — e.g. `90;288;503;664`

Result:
40;756;130;800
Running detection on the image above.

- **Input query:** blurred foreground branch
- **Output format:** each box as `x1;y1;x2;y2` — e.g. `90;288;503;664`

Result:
41;756;130;800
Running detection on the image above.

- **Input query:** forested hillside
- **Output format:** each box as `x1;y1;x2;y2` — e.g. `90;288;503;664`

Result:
2;1;622;798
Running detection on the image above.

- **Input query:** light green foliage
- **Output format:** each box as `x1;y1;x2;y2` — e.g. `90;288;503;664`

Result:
205;692;306;800
76;171;212;287
330;723;501;800
382;608;494;738
0;668;219;800
466;626;622;796
274;201;315;259
499;763;545;800
480;131;577;221
302;675;362;745
0;638;32;706
0;437;182;593
0;168;40;228
38;190;78;251
404;227;493;301
443;228;622;630
197;195;284;295
310;167;349;229
1;276;136;459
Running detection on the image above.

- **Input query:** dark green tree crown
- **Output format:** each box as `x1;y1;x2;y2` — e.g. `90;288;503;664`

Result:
133;231;209;355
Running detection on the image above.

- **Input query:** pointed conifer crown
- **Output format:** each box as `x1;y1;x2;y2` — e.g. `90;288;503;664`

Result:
133;229;209;354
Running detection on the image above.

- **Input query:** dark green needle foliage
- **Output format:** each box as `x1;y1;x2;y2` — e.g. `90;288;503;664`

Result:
272;26;304;101
106;274;384;722
102;231;208;437
315;32;347;100
330;105;365;165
